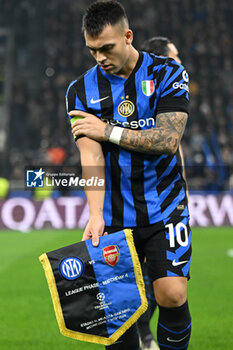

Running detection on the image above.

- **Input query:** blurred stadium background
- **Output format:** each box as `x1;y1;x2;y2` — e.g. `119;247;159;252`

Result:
0;0;232;349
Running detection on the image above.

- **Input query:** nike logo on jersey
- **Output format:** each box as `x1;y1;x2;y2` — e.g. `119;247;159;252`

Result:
167;334;189;343
90;96;109;104
172;259;189;267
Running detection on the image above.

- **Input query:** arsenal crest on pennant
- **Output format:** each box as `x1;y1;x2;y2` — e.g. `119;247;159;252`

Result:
102;245;120;267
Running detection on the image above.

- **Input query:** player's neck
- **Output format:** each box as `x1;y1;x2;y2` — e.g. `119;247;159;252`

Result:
117;47;139;79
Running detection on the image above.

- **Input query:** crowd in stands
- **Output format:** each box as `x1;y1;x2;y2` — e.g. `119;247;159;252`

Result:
1;0;232;193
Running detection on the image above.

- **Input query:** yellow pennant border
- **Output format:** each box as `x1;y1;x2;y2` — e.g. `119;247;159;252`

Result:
39;229;148;345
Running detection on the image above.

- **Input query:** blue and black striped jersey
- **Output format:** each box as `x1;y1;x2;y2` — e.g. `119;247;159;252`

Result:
66;51;190;227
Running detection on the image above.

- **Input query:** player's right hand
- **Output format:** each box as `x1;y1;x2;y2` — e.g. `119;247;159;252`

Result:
82;216;108;247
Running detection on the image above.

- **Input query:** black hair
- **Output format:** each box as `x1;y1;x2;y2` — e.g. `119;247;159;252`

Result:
141;36;171;56
82;0;128;36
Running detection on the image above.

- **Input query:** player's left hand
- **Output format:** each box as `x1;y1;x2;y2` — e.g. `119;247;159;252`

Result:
82;215;108;247
69;110;107;141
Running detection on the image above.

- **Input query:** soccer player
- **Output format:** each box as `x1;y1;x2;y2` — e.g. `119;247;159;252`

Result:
137;36;188;350
66;2;192;350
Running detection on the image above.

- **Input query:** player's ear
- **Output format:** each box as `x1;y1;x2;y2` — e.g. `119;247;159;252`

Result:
124;29;133;45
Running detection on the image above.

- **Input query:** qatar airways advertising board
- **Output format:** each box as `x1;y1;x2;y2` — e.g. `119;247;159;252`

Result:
0;195;232;230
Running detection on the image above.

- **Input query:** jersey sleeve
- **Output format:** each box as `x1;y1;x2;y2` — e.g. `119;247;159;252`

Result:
156;59;190;115
65;80;86;115
65;80;87;141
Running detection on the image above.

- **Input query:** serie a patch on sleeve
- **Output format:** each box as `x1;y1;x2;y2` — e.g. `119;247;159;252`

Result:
39;229;148;345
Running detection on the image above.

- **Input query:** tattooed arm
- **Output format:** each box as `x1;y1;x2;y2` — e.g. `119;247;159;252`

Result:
70;110;188;155
105;111;188;155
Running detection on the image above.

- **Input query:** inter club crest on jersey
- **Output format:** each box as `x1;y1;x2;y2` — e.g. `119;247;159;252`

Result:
102;245;120;267
142;80;155;96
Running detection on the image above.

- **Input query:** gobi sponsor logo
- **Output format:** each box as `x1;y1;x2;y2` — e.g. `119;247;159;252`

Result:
26;168;45;187
118;100;135;117
172;70;189;92
173;82;189;92
182;70;189;82
102;245;120;267
60;257;84;280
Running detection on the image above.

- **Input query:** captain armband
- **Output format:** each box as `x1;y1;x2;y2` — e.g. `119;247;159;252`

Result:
70;115;84;141
108;126;124;145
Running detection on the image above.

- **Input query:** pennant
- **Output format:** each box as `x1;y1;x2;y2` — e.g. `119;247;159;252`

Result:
39;229;148;346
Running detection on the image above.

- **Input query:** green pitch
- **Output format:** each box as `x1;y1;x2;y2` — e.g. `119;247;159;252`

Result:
0;227;233;350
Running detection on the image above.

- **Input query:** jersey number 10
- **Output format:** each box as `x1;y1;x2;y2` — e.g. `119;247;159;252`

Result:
165;223;189;248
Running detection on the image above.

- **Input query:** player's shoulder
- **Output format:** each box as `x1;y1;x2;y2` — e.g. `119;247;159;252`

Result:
66;65;98;96
141;51;186;73
163;57;187;75
161;58;189;87
141;50;169;67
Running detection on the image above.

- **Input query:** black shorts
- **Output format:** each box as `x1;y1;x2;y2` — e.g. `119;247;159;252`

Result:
105;216;192;282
